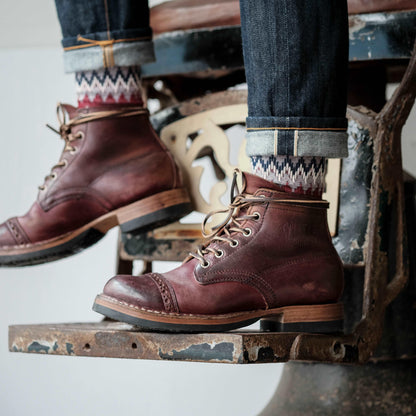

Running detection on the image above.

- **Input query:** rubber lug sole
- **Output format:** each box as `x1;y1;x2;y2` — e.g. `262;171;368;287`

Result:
93;295;344;334
0;228;104;267
120;202;192;235
0;188;192;267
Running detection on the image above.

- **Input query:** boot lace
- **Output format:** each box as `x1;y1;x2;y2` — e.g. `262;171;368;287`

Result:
189;169;329;268
38;103;148;191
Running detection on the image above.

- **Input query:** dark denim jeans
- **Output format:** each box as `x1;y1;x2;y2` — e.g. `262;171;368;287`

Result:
55;0;154;72
240;0;349;158
55;0;348;158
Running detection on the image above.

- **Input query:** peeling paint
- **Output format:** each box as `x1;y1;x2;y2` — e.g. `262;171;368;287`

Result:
66;343;74;355
159;342;235;362
28;342;50;354
246;345;277;363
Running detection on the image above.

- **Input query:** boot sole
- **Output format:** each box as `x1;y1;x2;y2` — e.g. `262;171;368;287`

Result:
93;294;344;333
0;188;192;267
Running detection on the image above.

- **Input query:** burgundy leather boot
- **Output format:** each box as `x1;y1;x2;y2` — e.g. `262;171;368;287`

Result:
94;171;344;333
0;104;191;266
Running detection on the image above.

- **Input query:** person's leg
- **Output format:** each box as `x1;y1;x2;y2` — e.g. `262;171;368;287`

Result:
56;0;153;108
242;0;348;197
0;0;191;267
93;0;348;332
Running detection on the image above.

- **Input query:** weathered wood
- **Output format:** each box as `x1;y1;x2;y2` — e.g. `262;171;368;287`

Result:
150;0;416;35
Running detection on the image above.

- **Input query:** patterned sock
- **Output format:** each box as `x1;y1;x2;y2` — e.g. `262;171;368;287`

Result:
250;155;326;197
75;66;143;108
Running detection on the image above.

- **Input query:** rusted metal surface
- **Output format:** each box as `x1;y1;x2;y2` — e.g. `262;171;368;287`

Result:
332;107;376;265
8;321;363;364
352;40;416;362
120;230;200;263
9;322;244;363
140;11;416;78
9;44;416;370
349;11;416;62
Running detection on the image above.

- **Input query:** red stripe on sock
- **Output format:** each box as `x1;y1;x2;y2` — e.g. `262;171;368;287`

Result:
78;93;143;108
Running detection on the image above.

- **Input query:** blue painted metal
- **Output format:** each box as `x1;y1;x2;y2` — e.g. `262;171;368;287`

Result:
141;10;416;78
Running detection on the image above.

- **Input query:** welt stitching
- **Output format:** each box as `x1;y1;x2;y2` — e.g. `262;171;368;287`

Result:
101;295;265;318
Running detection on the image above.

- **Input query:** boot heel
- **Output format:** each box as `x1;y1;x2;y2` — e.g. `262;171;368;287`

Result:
118;188;192;234
261;303;344;334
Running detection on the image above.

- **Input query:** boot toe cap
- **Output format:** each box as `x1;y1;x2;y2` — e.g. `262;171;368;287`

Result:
103;274;167;312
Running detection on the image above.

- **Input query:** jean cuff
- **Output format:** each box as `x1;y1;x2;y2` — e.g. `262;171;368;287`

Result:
62;40;155;73
245;116;348;158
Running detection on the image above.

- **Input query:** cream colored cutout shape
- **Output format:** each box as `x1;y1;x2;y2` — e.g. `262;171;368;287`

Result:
160;104;340;236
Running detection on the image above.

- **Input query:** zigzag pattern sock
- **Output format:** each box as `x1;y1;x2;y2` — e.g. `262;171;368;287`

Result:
75;66;143;108
250;155;326;197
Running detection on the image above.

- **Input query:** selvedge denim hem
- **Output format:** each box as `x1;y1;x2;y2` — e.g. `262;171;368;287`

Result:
63;41;155;73
245;130;348;158
55;0;154;72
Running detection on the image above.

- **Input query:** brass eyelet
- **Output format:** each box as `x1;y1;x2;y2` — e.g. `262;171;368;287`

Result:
214;250;224;258
201;260;210;269
253;212;261;220
69;147;77;155
76;131;85;140
243;228;252;237
50;173;57;180
230;240;239;248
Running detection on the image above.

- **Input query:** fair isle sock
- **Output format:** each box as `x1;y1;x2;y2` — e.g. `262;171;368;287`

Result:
75;66;143;108
250;155;326;197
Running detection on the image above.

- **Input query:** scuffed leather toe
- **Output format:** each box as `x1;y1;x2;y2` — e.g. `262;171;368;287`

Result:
103;274;169;312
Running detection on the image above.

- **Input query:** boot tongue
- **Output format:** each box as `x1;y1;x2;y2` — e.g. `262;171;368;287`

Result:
61;104;78;119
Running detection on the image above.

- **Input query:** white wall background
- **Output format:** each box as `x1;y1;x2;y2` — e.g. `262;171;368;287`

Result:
0;1;415;416
0;1;281;416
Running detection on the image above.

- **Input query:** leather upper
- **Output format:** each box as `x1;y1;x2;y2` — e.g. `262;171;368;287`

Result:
0;104;182;247
103;173;344;315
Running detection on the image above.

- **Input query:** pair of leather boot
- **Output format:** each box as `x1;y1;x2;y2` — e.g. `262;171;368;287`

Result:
0;105;344;333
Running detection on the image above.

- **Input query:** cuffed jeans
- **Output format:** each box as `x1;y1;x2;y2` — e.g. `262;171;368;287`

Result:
55;0;155;72
55;0;348;158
